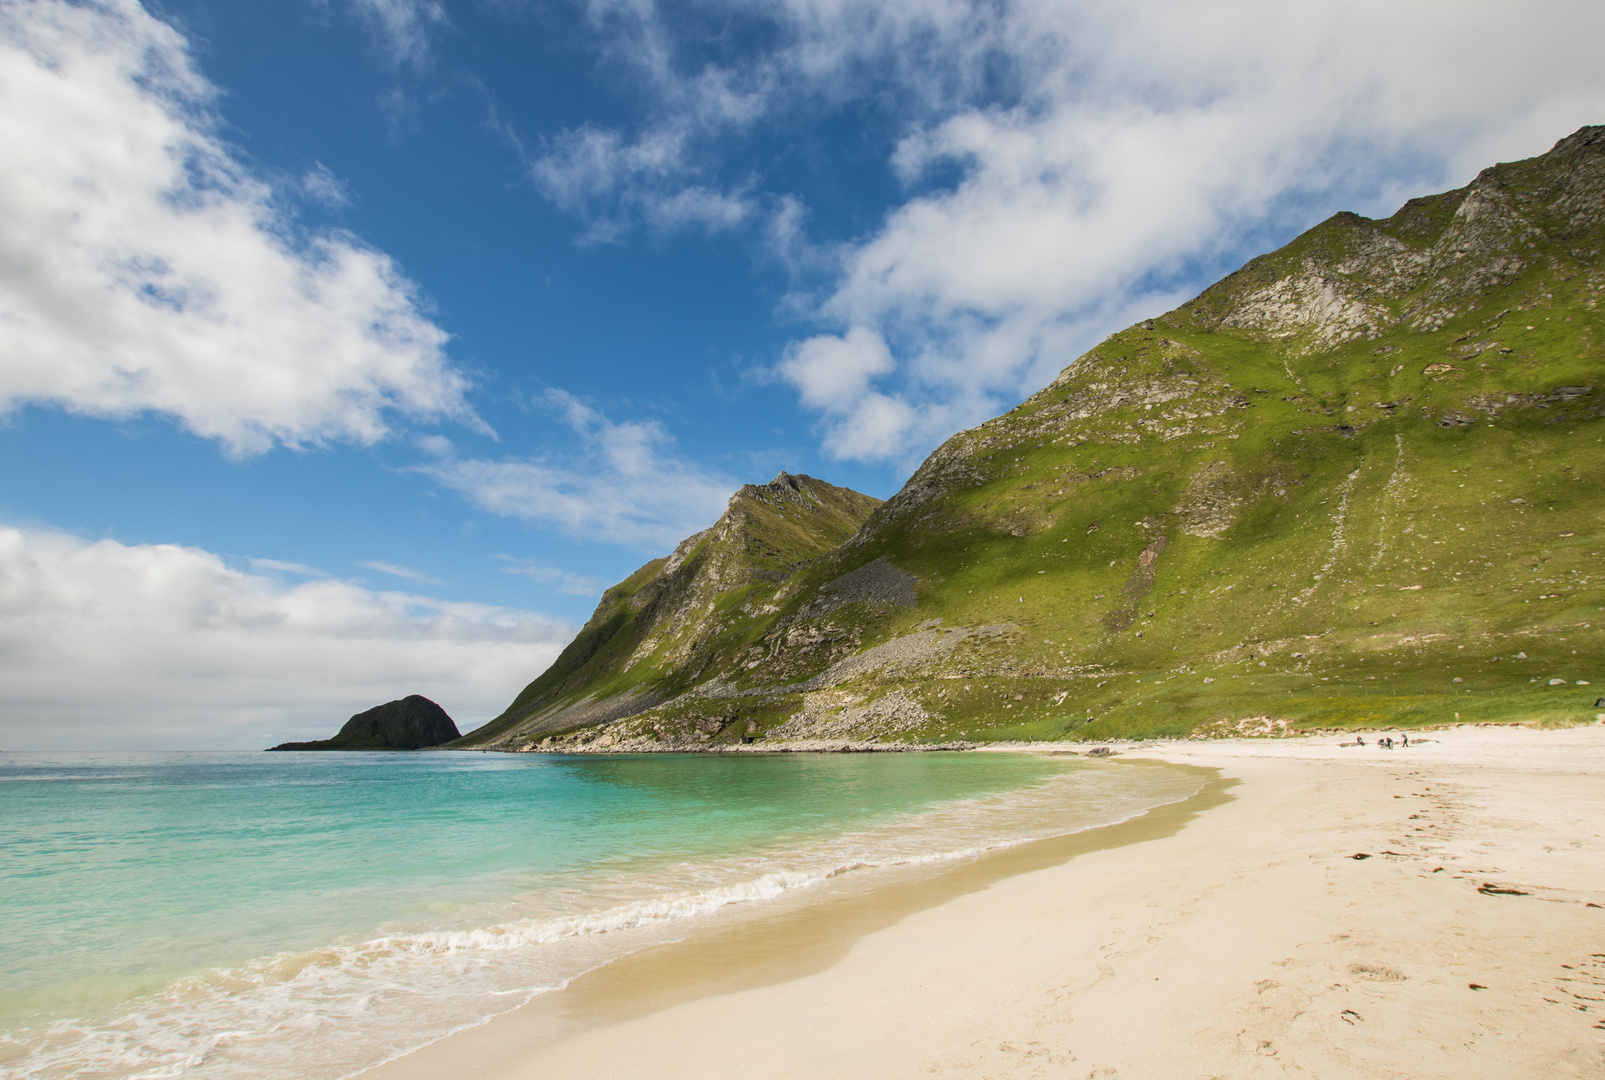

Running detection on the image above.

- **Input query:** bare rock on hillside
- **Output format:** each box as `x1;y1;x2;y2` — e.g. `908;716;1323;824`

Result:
816;556;917;610
1177;460;1244;538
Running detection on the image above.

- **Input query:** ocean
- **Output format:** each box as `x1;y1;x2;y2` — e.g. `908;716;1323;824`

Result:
0;749;1203;1079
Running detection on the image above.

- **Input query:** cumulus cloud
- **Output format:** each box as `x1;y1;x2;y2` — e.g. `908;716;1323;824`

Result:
778;327;923;460
0;525;572;750
0;0;473;456
539;0;1605;464
419;390;735;548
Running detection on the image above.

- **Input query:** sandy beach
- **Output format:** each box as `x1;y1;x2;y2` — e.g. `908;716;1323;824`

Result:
367;724;1605;1079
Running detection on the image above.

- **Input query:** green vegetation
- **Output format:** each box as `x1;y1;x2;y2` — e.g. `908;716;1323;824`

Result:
451;473;884;747
459;126;1605;750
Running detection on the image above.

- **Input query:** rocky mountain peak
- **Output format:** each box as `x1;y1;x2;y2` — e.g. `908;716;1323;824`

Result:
1180;125;1604;347
727;471;828;512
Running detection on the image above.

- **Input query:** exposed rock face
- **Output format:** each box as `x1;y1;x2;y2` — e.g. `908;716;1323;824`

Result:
267;696;459;751
767;688;932;741
1189;125;1605;342
1176;460;1242;538
462;127;1605;751
814;556;917;611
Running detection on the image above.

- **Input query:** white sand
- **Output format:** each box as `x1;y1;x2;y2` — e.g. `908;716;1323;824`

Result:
369;725;1605;1079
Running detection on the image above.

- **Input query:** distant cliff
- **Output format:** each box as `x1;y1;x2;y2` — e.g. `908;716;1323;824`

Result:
268;695;460;750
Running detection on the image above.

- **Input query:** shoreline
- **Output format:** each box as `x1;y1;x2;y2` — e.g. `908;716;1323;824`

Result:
444;716;1603;755
7;748;1141;1080
444;739;982;754
366;724;1605;1079
362;755;1225;1080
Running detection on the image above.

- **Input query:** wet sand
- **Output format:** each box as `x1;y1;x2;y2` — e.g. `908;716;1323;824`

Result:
365;724;1605;1079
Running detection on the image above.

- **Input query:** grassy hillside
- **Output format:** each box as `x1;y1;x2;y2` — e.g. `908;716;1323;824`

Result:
471;126;1605;750
453;473;883;747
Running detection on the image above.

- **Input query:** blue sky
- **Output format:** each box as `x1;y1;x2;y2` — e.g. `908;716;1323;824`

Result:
2;0;1602;748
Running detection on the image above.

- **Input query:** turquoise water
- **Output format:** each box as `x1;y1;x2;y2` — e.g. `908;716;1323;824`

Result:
0;750;1201;1079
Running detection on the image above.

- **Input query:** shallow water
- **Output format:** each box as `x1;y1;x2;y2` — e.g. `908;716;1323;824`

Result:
0;750;1202;1079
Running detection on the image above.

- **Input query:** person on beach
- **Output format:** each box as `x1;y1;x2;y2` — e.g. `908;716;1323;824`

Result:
1402;734;1409;747
1357;735;1365;746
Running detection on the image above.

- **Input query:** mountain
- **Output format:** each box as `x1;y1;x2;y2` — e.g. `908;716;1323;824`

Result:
454;473;883;748
459;126;1605;751
269;695;460;750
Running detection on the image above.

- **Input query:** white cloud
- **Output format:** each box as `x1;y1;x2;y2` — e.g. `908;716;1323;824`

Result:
250;558;325;576
780;326;895;410
778;327;927;459
416;433;457;457
0;525;573;749
0;0;474;456
533;125;684;212
531;124;754;243
527;0;1015;243
301;162;355;208
496;557;604;596
357;559;444;584
420;390;736;548
344;0;447;66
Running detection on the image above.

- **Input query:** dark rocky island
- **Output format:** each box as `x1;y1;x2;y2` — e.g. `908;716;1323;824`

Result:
267;695;460;751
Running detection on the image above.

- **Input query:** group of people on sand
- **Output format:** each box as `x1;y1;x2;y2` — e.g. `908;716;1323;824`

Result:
1355;734;1408;749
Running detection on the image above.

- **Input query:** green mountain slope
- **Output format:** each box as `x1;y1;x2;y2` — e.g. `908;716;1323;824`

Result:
467;126;1605;750
453;473;883;748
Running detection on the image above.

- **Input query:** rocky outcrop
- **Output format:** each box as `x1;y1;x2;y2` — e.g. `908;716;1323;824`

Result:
1187;126;1605;343
814;556;917;611
267;695;459;751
